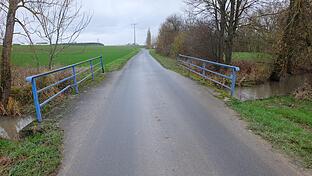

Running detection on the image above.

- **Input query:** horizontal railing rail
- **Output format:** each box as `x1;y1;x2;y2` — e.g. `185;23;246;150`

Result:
26;56;105;122
177;54;240;96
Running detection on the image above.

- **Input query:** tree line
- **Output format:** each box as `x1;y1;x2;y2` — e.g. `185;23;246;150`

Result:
154;0;312;80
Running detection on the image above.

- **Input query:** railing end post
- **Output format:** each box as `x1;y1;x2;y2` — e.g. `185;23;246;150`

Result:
30;78;42;122
235;66;240;72
37;114;42;123
72;66;79;94
26;76;33;83
90;60;95;81
230;68;237;97
100;55;105;73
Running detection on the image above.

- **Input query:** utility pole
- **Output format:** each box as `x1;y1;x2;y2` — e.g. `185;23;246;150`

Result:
131;23;137;45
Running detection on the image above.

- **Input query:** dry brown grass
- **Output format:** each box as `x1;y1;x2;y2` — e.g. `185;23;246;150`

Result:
233;61;272;86
1;66;73;117
0;156;12;167
184;59;273;88
0;98;21;116
197;60;272;87
293;80;312;100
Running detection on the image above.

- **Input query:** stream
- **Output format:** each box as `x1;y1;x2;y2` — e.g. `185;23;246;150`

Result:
234;73;312;101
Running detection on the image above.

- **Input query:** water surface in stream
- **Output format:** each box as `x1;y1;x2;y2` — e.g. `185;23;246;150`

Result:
234;73;312;101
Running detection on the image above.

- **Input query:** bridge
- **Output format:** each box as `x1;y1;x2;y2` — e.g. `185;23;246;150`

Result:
51;49;298;176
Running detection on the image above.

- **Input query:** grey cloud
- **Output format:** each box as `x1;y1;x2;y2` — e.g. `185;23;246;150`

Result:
78;0;184;45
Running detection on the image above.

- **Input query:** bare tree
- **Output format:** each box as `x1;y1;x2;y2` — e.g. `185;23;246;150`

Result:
156;14;183;56
233;0;288;53
35;0;91;69
0;0;19;107
271;0;312;81
183;19;220;60
186;0;257;64
0;0;52;108
0;0;89;109
0;8;5;42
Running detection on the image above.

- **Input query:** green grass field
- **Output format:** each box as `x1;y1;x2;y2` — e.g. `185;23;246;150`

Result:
7;45;138;67
232;52;273;63
229;96;312;168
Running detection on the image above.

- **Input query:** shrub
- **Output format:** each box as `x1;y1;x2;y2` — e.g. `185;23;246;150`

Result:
293;80;312;100
233;60;272;86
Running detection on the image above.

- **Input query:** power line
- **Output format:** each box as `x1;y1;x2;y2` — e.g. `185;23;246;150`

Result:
131;23;137;45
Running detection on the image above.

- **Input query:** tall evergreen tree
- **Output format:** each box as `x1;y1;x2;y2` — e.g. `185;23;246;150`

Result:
146;28;152;49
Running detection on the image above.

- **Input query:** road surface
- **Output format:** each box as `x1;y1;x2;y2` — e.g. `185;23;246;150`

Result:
59;49;306;176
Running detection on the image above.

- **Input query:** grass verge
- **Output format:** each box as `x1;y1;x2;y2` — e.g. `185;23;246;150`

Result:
228;96;312;168
150;50;312;168
0;48;141;176
106;48;140;72
149;49;188;76
0;118;62;176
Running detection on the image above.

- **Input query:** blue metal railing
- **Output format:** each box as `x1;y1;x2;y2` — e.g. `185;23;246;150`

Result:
26;56;105;122
177;54;240;96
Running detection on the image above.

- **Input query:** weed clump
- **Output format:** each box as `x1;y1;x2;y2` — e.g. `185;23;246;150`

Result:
1;67;72;117
293;80;312;100
0;97;21;116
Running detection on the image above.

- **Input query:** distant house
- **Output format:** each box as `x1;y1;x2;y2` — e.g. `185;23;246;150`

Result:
59;42;104;46
36;42;49;45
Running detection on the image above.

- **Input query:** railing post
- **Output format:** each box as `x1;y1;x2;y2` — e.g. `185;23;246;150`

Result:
100;56;105;73
185;58;189;73
230;68;237;96
31;78;42;122
202;62;206;77
90;60;94;80
72;66;79;94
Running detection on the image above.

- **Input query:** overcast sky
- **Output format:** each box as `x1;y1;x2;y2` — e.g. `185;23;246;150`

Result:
77;0;185;45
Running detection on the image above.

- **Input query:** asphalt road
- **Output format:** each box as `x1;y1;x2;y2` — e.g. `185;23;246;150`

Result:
59;49;306;176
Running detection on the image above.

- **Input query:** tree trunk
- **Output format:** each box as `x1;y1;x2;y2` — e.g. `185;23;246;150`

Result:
224;0;235;65
48;42;56;70
1;0;19;107
218;2;226;63
225;39;233;64
48;54;53;70
270;0;302;81
270;56;286;81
